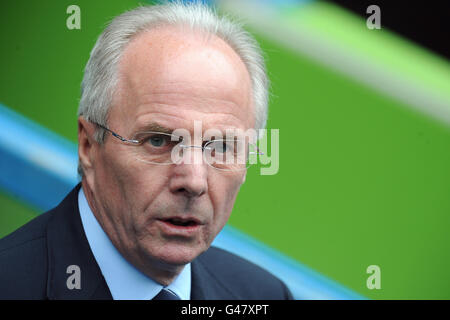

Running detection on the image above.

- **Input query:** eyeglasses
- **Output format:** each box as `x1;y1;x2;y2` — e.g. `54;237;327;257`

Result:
92;122;263;172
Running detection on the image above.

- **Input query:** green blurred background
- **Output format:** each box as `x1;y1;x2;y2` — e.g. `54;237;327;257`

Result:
1;0;449;299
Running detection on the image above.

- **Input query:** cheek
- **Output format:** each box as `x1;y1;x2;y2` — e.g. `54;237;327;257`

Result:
102;143;153;193
108;152;174;218
210;173;244;226
95;146;151;216
111;160;163;209
90;150;130;224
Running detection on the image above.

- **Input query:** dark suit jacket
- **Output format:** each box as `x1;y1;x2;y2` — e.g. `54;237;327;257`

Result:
0;184;293;300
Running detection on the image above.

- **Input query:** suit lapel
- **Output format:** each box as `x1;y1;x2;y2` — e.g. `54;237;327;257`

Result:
46;184;112;300
190;259;208;299
190;252;240;300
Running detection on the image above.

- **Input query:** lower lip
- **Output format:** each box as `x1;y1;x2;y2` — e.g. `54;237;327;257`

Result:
157;219;202;236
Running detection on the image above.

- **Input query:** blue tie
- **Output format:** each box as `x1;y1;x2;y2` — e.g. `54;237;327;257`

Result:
152;288;181;300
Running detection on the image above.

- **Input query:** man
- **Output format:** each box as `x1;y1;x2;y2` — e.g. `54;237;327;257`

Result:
0;2;292;300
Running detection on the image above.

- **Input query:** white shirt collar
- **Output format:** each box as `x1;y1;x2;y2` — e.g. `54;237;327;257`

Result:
78;187;191;300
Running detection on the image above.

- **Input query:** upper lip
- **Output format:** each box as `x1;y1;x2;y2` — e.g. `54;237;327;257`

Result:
158;216;204;225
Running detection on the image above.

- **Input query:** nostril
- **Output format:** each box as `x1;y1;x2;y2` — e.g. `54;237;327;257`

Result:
169;168;208;197
176;187;205;198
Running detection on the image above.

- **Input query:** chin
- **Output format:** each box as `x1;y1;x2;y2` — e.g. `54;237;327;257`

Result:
145;241;207;267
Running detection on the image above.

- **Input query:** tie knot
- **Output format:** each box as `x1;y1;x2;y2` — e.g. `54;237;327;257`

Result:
152;288;181;300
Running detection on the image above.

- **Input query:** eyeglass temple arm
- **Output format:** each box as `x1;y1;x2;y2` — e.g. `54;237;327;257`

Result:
92;122;139;144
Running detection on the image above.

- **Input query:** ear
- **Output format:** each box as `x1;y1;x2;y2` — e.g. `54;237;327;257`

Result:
78;116;97;176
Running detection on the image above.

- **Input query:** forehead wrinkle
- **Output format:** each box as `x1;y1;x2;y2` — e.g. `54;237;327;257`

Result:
139;87;245;105
113;85;252;131
116;83;251;126
143;80;247;98
132;72;251;111
138;89;242;103
136;104;246;123
136;94;246;117
134;109;246;133
121;74;252;124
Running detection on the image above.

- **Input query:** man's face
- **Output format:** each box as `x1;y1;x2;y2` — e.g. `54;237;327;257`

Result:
81;27;254;277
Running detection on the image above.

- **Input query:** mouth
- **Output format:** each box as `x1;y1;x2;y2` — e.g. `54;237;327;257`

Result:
157;216;204;234
163;217;199;227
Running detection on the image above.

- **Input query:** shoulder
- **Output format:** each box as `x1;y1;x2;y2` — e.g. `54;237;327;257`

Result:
196;246;293;299
0;210;52;252
0;210;54;299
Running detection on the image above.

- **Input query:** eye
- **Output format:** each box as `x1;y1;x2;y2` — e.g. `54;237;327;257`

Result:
147;134;169;147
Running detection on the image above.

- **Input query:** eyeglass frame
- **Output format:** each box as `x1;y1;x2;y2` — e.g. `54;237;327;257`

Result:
90;121;264;170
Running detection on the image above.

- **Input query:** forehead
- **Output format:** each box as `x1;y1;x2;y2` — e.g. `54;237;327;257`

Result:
111;25;254;134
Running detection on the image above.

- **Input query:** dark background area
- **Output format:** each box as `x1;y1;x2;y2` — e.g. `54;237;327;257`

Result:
327;0;449;60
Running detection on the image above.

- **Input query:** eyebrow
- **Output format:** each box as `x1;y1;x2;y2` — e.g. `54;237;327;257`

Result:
135;122;174;134
134;122;244;140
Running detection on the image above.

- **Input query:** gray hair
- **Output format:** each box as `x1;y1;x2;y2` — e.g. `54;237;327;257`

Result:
77;1;269;176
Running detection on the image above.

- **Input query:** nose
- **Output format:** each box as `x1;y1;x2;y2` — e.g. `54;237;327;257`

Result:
168;147;208;198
